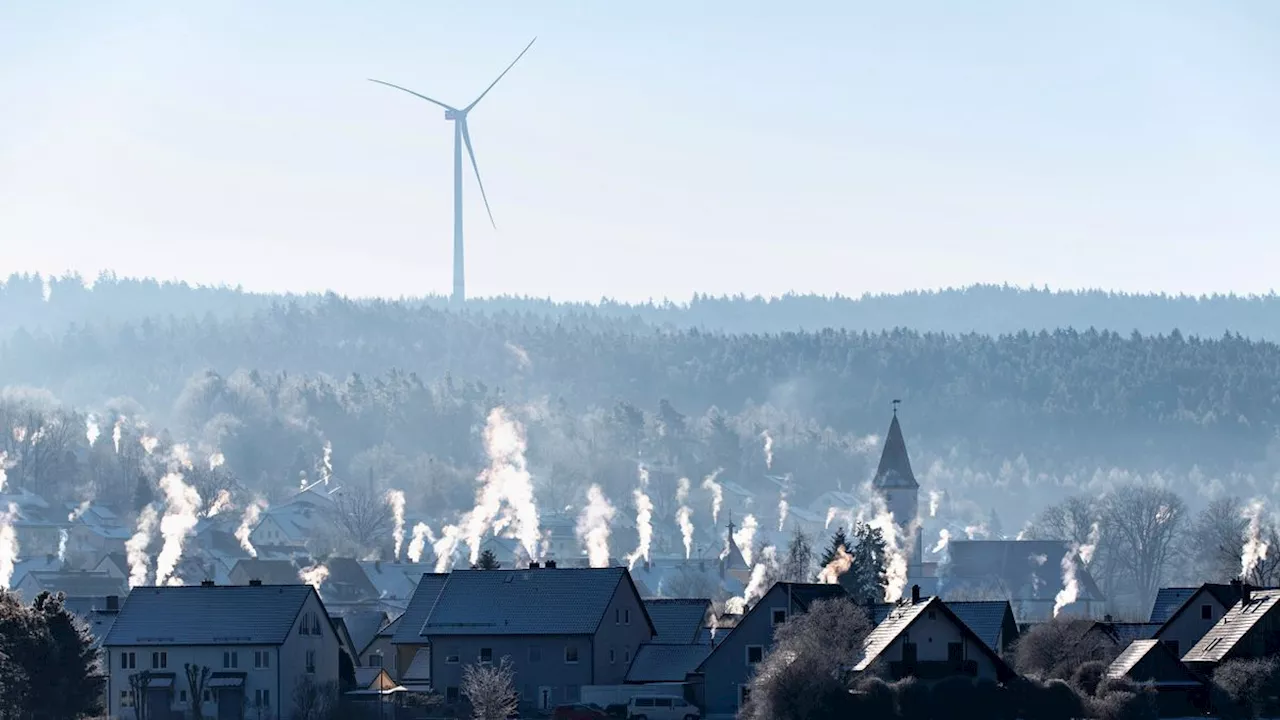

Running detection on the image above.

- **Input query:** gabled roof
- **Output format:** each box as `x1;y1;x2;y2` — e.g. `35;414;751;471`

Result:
644;598;711;644
403;647;432;682
358;561;433;600
853;596;1015;680
945;601;1018;653
1184;588;1280;665
626;643;713;683
873;414;917;489
1096;622;1161;646
334;610;388;654
391;574;449;645
322;558;378;601
421;567;655;637
103;584;318;646
1149;588;1198;624
693;582;849;673
23;570;127;598
1107;640;1204;687
1151;583;1244;627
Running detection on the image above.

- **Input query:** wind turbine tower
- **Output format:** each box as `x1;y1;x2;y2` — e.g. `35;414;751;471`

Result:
370;38;536;304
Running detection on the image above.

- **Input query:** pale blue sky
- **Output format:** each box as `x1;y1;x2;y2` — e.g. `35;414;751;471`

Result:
1;1;1277;301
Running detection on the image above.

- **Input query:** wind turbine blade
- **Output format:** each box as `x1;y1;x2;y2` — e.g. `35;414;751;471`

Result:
367;79;457;112
463;37;537;112
460;119;496;229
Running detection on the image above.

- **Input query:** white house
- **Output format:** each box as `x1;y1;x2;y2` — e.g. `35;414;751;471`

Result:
102;581;340;720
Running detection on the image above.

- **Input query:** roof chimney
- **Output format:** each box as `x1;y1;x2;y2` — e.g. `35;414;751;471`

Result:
1104;614;1113;623
911;584;921;604
201;580;216;587
248;579;262;586
1242;582;1252;606
528;562;540;569
544;560;557;569
105;595;119;611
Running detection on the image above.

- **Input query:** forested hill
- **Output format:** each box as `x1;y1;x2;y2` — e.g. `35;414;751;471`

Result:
3;273;1280;340
3;293;1279;475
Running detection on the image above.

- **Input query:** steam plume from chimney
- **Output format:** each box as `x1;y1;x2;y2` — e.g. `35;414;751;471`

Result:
777;493;789;532
0;503;17;590
57;528;68;563
112;420;123;454
931;528;951;555
154;472;202;586
818;545;853;584
432;524;463;572
929;490;943;518
624;466;653;570
236;499;266;558
209;452;225;470
140;435;159;455
205;489;232;518
1053;551;1079;617
387;489;406;560
1241;499;1269;581
677;506;695;560
742;545;778;606
299;564;329;589
862;495;909;602
734;515;758;566
762;430;773;470
408;522;436;563
86;414;100;446
702;470;723;525
320;441;333;485
128;504;159;587
68;500;91;522
576;485;616;568
463;408;540;564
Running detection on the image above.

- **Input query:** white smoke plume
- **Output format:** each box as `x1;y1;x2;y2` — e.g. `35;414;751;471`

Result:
387;489;406;560
86;414;100;446
826;507;838;530
1053;551;1079;617
725;597;746;615
68;500;91;522
320;441;333;485
742;545;779;606
624;466;654;570
931;528;951;555
209;452;225;470
702;470;723;525
677;506;695;560
154;472;202;587
205;489;233;518
1241;500;1269;580
128;504;160;587
462;408;541;564
929;490;943;518
963;523;989;540
0;503;17;589
676;477;690;505
140;435;159;455
777;492;789;532
861;495;909;602
818;544;853;585
299;564;329;589
58;528;68;563
112;420;123;454
1078;522;1101;565
236;499;266;558
576;485;616;568
432;524;463;573
762;430;774;470
408;522;436;563
734;515;758;566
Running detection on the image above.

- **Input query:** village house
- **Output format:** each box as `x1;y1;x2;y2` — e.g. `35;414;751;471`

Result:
942;539;1105;621
389;573;449;688
394;565;654;712
1106;639;1207;716
871;599;1020;657
102;582;340;720
852;588;1016;684
1149;582;1246;659
15;569;126;601
1183;586;1280;672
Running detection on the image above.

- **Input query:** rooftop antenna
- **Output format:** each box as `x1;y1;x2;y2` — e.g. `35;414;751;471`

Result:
369;37;537;305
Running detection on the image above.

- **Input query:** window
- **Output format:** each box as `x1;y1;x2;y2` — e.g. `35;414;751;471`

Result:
528;646;541;662
254;689;271;708
445;652;460;664
368;654;383;668
254;650;270;669
300;612;311;635
1201;604;1213;620
121;690;132;708
223;651;238;669
151;651;167;669
120;651;136;669
746;645;764;664
635;698;655;707
609;648;616;664
312;614;322;635
656;698;673;708
624;648;631;663
203;690;211;702
948;642;964;663
446;687;460;704
306;649;316;674
479;647;493;664
565;646;579;664
179;690;188;703
771;609;787;626
624;609;631;625
615;608;620;624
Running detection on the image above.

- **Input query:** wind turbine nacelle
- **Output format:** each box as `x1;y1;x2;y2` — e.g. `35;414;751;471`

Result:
444;109;461;120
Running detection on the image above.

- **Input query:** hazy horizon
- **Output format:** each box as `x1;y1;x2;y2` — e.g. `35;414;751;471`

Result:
3;1;1278;302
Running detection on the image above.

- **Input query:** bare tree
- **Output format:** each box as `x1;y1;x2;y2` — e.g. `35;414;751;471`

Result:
742;597;871;720
1102;483;1187;602
1029;496;1100;547
329;481;393;555
1013;617;1120;680
461;656;520;720
291;677;338;720
184;663;210;720
663;565;726;600
1191;496;1280;586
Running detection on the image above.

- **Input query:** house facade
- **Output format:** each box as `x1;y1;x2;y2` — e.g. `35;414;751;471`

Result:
1151;583;1243;659
852;593;1015;684
102;582;339;720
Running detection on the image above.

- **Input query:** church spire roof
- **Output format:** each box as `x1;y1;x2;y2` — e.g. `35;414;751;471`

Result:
873;412;918;489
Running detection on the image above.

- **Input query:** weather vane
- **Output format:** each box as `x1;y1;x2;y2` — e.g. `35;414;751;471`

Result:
892;398;902;415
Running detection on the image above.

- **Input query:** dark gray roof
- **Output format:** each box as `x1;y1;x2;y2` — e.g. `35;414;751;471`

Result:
944;540;1105;602
321;558;379;602
25;571;127;597
626;643;713;683
1108;640;1159;679
1108;639;1204;686
422;567;652;637
103;584;316;646
1184;588;1280;665
644;599;710;644
1149;588;1198;624
391;574;449;645
873;414;917;489
946;601;1015;653
1105;622;1161;645
854;597;1014;679
335;610;387;654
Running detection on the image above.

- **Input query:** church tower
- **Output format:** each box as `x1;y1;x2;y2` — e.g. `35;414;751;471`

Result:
873;403;923;571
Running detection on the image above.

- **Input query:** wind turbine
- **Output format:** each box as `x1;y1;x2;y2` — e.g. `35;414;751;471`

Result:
370;37;537;304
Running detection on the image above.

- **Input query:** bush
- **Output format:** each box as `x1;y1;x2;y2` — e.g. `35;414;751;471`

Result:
1212;658;1280;720
1091;685;1157;720
1071;660;1108;697
851;676;897;720
893;677;931;720
1013;677;1085;720
931;677;983;720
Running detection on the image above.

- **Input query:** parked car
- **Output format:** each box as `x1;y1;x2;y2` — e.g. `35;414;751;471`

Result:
553;703;608;720
626;695;700;720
